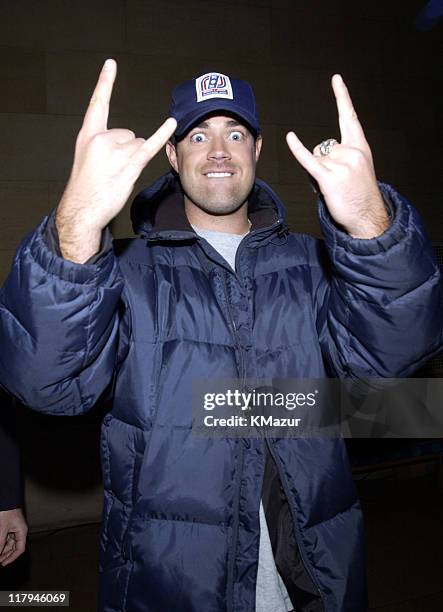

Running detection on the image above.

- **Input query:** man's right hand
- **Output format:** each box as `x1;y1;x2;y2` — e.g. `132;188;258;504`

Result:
55;59;177;263
0;508;28;567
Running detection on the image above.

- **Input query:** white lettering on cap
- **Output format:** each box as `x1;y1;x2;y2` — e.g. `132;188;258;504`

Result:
196;72;233;103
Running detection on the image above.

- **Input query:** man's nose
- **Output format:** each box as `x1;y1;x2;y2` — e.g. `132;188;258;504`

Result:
207;136;231;161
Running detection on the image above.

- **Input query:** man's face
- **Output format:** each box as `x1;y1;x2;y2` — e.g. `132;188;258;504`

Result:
166;115;262;216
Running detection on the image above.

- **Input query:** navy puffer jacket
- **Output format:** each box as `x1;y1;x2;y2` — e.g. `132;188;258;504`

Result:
0;173;441;612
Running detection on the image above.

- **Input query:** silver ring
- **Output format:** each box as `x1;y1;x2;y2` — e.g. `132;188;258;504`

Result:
319;138;338;156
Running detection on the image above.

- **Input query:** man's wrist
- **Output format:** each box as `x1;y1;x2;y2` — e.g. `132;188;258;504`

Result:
345;195;391;239
55;212;102;264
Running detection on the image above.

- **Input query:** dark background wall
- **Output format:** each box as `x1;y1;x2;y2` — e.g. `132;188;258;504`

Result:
1;0;442;286
0;0;442;528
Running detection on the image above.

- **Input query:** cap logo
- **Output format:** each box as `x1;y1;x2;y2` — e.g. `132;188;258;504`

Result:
196;72;233;103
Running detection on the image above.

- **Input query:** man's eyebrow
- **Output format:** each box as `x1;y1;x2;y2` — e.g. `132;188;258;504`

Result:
192;121;210;130
191;119;245;130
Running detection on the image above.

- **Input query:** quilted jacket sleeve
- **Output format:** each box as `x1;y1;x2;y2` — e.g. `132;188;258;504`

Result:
313;183;443;378
0;214;125;415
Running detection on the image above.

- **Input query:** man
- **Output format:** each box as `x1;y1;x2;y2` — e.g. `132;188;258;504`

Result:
0;60;441;611
0;411;28;567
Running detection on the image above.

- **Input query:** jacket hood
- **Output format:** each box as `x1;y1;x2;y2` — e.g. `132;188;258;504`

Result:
130;171;288;238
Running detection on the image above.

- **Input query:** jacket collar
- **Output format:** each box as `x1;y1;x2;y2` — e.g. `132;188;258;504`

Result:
130;172;288;242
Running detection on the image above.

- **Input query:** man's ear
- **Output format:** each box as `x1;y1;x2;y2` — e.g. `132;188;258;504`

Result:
255;135;263;161
166;141;179;173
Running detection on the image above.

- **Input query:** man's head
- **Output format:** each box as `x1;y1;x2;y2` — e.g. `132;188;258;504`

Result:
165;72;262;217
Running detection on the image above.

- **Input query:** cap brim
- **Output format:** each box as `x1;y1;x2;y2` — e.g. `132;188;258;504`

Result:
174;99;259;138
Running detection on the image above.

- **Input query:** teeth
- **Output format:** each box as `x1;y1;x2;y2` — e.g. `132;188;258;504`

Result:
206;172;232;178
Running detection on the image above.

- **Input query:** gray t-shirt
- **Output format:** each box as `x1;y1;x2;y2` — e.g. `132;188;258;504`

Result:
192;224;293;612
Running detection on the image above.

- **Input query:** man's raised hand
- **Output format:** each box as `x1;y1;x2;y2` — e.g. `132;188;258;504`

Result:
56;59;177;263
286;74;389;239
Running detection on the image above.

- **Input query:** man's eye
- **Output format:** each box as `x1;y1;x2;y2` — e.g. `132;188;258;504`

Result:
191;133;206;143
229;131;243;141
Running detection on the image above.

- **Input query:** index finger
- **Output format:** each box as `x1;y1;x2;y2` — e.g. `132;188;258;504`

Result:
332;74;366;146
0;545;21;567
81;59;117;136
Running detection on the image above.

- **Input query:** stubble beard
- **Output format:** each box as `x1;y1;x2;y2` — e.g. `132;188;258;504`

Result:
181;178;254;217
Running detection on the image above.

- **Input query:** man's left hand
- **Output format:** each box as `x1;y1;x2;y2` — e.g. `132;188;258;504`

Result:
0;508;28;567
286;74;389;239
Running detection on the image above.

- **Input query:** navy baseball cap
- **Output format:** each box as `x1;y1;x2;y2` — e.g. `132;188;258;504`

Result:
169;72;260;139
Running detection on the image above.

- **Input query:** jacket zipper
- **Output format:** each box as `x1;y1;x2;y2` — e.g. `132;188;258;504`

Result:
266;440;326;609
221;270;247;389
226;439;244;612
